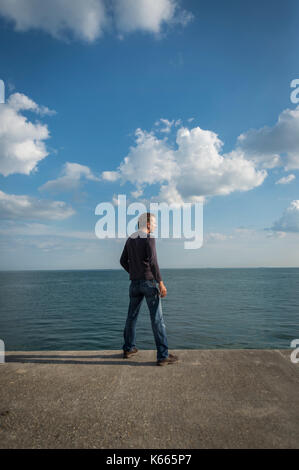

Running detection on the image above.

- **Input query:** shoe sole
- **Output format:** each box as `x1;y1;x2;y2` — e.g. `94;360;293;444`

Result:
156;359;179;366
123;351;138;359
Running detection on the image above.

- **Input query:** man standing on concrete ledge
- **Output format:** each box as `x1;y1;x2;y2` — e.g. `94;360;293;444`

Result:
120;212;179;366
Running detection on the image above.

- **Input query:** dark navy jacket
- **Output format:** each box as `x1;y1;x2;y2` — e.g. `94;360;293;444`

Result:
120;230;162;283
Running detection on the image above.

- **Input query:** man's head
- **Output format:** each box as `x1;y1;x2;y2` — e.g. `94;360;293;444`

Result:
138;212;157;233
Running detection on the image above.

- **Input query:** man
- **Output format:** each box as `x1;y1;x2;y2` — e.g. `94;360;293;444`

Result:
120;212;179;366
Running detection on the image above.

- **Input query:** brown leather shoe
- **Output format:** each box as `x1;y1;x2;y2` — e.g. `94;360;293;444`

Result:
123;347;138;359
157;353;179;366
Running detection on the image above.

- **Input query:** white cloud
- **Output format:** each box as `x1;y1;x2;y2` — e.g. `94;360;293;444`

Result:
25;238;96;252
215;226;288;241
151;182;185;207
112;193;121;206
0;221;96;239
0;92;52;176
1;235;98;254
0;0;192;42
39;162;100;193
268;200;299;233
8;92;56;115
113;0;193;34
232;226;288;240
0;0;107;42
237;105;299;170
0;189;75;220
174;128;267;200
102;124;267;205
131;188;144;198
155;118;174;133
234;227;257;235
265;230;287;239
101;170;120;182
104;104;299;205
108;128;179;187
154;118;182;133
204;232;234;242
275;174;296;185
27;240;64;251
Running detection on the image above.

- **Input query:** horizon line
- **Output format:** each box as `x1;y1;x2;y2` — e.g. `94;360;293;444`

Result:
0;266;299;272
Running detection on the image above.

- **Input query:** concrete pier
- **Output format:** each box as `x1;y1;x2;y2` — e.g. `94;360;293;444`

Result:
0;349;298;449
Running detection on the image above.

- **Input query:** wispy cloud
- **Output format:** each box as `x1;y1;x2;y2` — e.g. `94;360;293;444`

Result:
154;118;182;133
204;232;234;243
0;221;96;239
275;174;295;185
8;92;56;115
39;162;100;194
0;190;75;220
101;170;120;182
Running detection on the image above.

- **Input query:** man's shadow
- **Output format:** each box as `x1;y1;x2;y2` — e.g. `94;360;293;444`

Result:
4;352;156;367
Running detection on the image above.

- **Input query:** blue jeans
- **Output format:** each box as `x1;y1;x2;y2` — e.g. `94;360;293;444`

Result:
123;279;169;361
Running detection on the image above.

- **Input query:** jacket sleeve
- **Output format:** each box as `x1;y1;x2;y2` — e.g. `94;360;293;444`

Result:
120;240;130;273
146;236;162;283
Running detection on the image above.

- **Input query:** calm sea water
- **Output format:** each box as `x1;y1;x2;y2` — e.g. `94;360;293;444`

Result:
0;268;298;350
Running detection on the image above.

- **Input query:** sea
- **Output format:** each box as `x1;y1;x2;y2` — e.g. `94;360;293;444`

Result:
0;268;298;350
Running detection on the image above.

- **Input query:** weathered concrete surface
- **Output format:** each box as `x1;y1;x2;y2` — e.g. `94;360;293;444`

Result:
0;349;298;449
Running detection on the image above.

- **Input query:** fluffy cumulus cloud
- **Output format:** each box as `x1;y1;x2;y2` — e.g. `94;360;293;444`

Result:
0;0;192;42
102;124;267;205
118;128;179;185
174;128;267;199
113;0;192;35
268;200;299;233
0;189;75;220
0;0;107;42
39;162;100;194
237;105;299;170
103;102;299;205
0;92;53;176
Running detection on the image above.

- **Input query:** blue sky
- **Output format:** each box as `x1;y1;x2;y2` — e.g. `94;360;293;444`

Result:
0;0;299;269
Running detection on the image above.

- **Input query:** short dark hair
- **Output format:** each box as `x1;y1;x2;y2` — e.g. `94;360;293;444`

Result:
138;212;155;229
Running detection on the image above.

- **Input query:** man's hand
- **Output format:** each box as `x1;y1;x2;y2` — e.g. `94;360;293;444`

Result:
158;281;167;298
